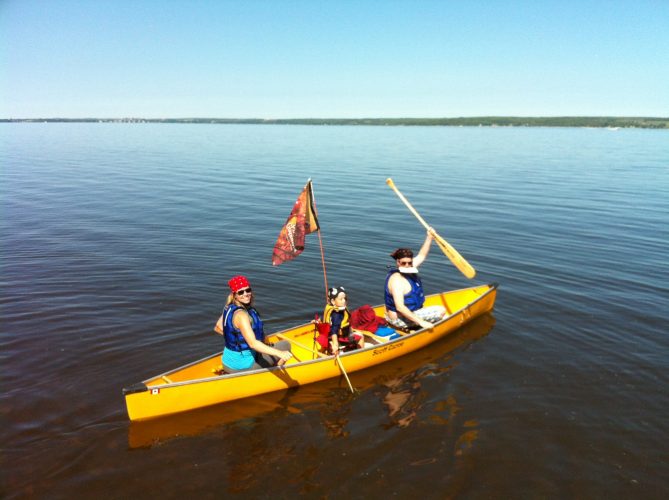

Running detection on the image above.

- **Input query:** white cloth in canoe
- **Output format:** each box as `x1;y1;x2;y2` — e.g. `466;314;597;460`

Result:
384;305;446;330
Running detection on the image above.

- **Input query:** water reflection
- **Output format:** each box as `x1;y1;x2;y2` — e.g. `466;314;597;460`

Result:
318;391;355;439
377;350;462;429
128;314;495;448
378;372;425;429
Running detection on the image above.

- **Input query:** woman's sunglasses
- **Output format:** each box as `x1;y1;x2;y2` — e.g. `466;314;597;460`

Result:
398;260;414;267
236;288;253;296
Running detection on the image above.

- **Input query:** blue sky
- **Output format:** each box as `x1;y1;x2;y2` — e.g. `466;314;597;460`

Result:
1;0;668;118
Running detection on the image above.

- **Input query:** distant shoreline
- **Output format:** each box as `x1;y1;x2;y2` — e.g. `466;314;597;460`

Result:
1;117;668;128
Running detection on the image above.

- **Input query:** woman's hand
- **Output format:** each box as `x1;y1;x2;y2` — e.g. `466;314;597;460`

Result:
276;350;293;366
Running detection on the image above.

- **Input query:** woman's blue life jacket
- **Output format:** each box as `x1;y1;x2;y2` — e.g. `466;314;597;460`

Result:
222;304;265;352
384;269;425;313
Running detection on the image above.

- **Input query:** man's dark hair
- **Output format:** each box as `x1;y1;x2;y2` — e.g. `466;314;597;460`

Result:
390;248;413;259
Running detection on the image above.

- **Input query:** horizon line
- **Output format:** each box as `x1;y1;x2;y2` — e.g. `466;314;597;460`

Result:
2;115;668;120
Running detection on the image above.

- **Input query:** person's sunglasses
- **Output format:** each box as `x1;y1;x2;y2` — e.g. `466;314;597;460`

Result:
398;260;413;266
236;288;253;296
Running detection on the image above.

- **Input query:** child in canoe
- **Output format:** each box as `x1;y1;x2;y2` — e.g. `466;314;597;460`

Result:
317;286;364;354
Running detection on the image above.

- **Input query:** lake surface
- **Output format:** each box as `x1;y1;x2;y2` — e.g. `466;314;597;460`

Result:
2;123;668;498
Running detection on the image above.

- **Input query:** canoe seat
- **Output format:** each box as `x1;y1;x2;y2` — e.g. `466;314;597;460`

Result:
355;329;383;344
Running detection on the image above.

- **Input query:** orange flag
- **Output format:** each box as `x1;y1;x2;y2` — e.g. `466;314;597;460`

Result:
272;180;320;266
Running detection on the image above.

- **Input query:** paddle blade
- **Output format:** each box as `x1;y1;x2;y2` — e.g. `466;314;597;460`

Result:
433;232;476;279
386;177;476;279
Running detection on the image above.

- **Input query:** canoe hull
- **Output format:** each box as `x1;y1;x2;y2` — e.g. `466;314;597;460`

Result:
124;283;498;421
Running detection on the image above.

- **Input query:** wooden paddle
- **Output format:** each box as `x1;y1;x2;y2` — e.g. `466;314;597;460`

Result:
335;352;356;394
273;333;327;359
386;178;476;279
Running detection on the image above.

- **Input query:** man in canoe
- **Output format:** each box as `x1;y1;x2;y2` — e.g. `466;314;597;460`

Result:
218;275;293;372
384;230;446;330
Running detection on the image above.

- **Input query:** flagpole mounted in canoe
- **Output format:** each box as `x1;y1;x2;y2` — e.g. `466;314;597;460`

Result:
308;181;329;300
272;179;329;299
385;178;476;279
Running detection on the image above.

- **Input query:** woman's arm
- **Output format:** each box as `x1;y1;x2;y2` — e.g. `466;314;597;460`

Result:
234;310;292;363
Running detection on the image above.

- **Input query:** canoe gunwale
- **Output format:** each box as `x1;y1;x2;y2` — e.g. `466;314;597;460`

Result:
127;282;499;392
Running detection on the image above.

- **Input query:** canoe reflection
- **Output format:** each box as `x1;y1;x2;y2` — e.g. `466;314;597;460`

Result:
128;314;496;448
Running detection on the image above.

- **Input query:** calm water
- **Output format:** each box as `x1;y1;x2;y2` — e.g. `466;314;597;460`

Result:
2;123;668;498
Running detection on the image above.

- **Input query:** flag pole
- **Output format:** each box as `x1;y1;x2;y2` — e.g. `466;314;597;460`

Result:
309;180;329;301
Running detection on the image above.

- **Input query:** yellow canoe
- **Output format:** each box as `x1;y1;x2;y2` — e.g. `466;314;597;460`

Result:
128;313;496;448
123;282;498;421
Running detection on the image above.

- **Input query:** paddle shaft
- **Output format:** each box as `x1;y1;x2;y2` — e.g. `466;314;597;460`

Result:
273;333;328;358
385;178;476;279
335;354;356;393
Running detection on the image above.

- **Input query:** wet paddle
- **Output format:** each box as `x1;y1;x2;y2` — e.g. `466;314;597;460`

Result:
386;178;476;279
335;351;356;394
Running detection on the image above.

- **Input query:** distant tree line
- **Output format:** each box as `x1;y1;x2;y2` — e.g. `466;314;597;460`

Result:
2;117;668;128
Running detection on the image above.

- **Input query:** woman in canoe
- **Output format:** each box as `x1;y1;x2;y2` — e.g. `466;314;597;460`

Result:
219;275;292;373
